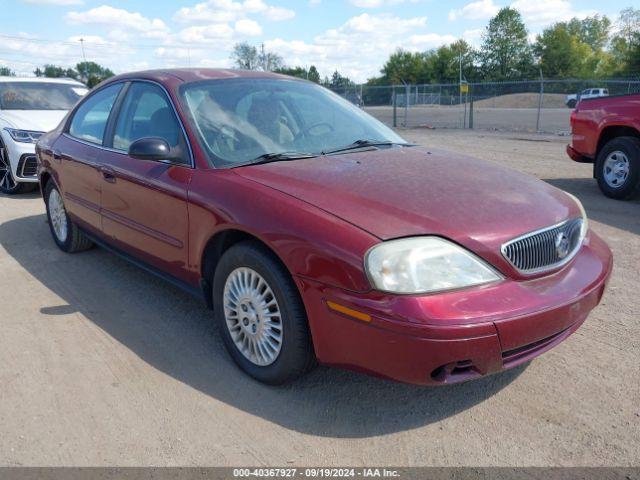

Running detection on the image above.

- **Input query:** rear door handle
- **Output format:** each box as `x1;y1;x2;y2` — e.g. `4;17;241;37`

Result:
52;150;62;163
100;166;117;184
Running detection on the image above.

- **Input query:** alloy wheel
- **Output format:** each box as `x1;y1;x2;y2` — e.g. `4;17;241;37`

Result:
0;145;17;191
48;188;68;243
223;267;283;366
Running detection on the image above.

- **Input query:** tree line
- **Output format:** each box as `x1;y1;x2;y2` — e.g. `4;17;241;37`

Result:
3;6;637;88
232;7;640;87
0;62;114;88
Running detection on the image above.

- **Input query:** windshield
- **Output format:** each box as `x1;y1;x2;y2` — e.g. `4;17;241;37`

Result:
0;82;88;110
180;78;407;167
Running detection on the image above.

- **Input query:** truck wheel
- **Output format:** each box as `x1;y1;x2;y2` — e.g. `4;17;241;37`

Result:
595;136;640;200
567;99;577;109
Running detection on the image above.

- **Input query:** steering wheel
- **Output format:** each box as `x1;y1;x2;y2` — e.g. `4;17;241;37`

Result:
294;122;334;142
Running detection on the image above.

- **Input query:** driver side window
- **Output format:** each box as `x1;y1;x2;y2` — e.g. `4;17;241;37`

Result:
112;82;186;162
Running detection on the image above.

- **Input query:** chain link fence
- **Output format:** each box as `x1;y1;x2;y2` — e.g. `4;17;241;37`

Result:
330;78;640;134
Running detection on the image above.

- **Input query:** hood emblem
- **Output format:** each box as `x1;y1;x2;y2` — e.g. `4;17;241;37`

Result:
555;232;571;259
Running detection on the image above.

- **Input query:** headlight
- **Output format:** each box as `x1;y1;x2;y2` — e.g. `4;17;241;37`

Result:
3;128;45;144
564;192;589;241
365;237;503;294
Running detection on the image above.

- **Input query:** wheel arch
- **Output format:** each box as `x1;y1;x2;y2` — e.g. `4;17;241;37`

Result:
199;227;295;310
597;125;640;157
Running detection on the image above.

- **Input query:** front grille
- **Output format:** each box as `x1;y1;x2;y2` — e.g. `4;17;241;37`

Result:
17;154;38;178
501;218;583;274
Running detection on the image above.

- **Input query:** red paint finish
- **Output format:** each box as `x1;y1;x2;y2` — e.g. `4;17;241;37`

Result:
568;94;640;161
38;69;613;386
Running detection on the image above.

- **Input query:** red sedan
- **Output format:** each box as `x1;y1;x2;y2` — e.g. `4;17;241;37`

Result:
36;69;613;385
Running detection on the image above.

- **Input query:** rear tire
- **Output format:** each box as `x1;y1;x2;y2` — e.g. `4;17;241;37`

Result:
567;99;577;109
213;241;315;384
44;181;94;253
595;136;640;200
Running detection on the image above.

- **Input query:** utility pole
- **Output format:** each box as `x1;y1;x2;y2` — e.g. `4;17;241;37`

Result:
459;47;462;107
536;65;544;132
79;38;87;83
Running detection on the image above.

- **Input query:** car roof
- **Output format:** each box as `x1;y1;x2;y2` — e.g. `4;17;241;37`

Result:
103;68;294;85
0;76;86;86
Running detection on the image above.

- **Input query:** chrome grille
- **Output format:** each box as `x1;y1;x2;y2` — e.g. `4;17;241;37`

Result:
501;218;584;274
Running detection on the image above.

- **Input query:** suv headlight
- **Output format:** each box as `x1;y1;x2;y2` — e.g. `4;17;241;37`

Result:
3;128;45;144
365;237;503;294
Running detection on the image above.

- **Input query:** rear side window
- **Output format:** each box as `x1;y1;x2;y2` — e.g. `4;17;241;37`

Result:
112;82;182;152
69;84;122;145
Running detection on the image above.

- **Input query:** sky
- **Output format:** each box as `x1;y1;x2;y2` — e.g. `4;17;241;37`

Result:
0;0;631;82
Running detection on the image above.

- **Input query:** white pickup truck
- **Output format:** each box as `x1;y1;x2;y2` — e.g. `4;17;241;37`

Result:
565;88;609;108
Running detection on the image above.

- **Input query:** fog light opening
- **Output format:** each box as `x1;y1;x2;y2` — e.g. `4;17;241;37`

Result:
431;359;478;383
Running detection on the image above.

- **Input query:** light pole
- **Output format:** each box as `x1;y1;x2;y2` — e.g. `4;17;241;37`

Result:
79;38;87;83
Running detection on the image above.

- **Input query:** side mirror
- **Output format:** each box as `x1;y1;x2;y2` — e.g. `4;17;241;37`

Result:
128;137;176;162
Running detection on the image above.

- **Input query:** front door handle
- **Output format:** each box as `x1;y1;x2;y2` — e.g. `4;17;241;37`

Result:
100;166;117;184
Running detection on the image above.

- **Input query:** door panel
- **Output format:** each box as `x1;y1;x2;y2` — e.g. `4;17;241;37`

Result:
55;134;103;234
57;82;124;233
99;154;192;280
98;80;193;282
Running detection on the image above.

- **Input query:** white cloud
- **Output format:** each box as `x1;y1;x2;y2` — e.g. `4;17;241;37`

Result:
449;0;499;21
510;0;597;27
174;0;294;24
21;0;83;5
66;5;169;38
349;0;417;7
234;19;262;36
462;28;484;46
264;13;437;82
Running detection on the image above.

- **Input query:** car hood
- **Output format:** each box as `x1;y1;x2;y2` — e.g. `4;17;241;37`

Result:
0;110;67;132
235;146;580;276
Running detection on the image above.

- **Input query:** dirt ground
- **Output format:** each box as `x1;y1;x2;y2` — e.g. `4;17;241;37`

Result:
0;129;638;467
366;105;572;133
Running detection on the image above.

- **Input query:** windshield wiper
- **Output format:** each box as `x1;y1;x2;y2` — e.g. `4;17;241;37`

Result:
322;139;411;155
244;151;317;166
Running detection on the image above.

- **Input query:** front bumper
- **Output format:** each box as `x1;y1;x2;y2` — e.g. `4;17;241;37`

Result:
299;232;612;386
0;131;39;183
566;144;592;164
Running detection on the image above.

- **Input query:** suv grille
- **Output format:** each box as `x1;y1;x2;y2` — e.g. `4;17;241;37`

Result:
17;155;38;178
501;218;583;274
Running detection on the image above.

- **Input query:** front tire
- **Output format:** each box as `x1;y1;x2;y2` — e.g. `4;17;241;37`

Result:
567;99;577;109
595;136;640;200
44;182;94;253
213;241;315;384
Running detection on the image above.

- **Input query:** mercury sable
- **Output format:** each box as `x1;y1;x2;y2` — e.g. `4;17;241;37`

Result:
36;69;613;385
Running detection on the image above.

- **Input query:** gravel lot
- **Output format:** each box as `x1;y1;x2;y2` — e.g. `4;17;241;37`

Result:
0;129;638;467
366;106;572;133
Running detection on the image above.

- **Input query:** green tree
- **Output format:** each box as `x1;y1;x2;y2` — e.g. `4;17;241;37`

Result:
76;62;114;87
231;42;259;70
480;7;534;80
610;8;640;75
257;44;283;72
307;65;321;83
380;49;426;84
0;66;15;76
424;40;478;83
34;64;78;79
566;15;611;51
231;42;283;71
535;23;592;77
323;70;354;90
275;65;322;83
